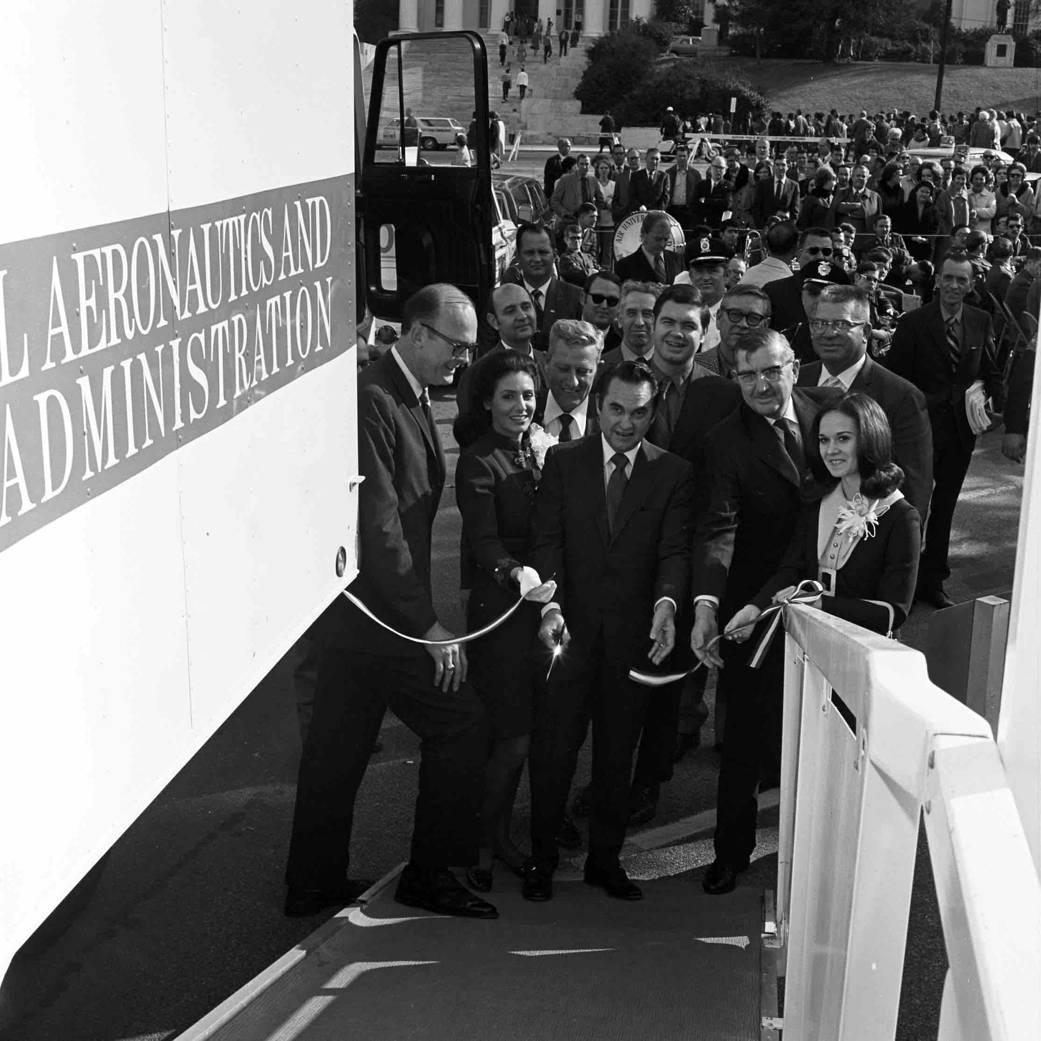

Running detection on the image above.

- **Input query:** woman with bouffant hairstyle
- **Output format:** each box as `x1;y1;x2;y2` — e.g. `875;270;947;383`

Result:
727;393;921;639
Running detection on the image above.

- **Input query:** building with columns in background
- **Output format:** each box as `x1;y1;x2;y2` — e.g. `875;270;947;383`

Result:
398;0;717;36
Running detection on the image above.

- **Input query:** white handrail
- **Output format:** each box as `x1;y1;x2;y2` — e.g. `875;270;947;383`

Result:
777;606;1041;1041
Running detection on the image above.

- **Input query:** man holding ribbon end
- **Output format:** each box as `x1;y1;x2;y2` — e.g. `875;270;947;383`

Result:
690;328;837;895
286;284;549;921
521;360;694;904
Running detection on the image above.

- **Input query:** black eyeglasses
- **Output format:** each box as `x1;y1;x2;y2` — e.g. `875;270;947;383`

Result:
722;309;768;327
588;293;620;306
733;362;793;387
420;322;477;359
804;246;834;256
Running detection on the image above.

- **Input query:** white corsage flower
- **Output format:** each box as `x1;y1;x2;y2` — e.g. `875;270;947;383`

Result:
527;423;559;470
834;493;882;540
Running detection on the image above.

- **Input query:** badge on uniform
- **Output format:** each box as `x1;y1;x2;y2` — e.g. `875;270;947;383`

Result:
817;261;830;277
700;237;710;253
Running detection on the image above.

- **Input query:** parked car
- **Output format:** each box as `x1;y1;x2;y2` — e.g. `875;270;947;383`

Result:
379;115;466;151
666;35;699;57
492;172;554;228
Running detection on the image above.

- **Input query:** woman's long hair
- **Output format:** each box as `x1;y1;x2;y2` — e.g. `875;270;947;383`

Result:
452;351;538;449
808;392;904;498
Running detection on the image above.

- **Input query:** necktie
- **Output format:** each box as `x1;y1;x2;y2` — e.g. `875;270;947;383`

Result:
531;288;544;325
776;180;784;200
823;375;844;389
558;413;573;441
777;417;805;474
606;452;629;536
654;253;667;282
945;316;960;373
581;176;590;204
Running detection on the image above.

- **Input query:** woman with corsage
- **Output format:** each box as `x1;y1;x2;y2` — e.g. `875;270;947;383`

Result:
726;393;920;641
453;351;556;891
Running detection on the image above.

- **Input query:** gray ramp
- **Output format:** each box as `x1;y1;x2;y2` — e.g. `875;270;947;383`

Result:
186;875;763;1041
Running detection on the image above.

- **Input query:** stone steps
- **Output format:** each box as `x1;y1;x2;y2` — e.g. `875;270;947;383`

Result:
361;33;604;145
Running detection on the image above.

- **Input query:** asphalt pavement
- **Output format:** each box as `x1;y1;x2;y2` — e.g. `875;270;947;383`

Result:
0;384;1025;1041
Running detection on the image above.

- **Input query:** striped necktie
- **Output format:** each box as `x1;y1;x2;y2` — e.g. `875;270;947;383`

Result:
945;316;960;373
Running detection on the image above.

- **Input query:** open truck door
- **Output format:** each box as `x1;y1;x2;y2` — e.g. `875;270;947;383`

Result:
360;31;495;320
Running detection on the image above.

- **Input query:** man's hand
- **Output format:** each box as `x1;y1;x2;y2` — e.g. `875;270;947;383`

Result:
424;622;468;692
691;602;723;669
1002;432;1027;463
724;604;762;644
537;608;570;654
648;600;676;665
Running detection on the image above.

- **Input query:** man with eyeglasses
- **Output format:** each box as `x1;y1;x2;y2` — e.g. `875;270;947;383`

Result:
286;284;498;922
764;226;850;351
886;253;1001;609
690;328;836;895
797;284;932;521
580;270;623;351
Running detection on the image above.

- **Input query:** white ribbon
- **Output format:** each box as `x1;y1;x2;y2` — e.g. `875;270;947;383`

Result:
341;572;556;647
628;580;824;686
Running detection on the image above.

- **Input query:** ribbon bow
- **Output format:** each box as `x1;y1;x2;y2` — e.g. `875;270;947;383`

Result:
628;580;824;687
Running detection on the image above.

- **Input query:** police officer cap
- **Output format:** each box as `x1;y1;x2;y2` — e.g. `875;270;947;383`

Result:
685;233;730;265
797;260;851;287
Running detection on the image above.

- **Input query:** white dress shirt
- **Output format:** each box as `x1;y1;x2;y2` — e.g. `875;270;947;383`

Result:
816;354;866;390
542;391;591;438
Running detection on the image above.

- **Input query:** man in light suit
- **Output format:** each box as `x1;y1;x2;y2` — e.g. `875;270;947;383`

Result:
286;284;496;920
691;328;836;895
611;148;644;223
522;360;694;903
751;155;800;228
885;253;1002;608
628;147;670;212
534;318;603;440
797;284;933;522
550;153;605;220
502;222;584;351
614;211;686;284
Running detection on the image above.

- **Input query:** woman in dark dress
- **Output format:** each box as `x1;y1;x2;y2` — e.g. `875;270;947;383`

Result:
453;352;545;891
726;394;920;641
894;181;941;262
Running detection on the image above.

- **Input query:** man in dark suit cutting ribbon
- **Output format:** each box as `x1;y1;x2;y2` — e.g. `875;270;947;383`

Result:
285;284;497;921
521;360;694;903
691;328;836;895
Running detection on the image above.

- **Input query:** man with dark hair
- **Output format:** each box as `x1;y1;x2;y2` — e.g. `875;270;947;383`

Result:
522;360;694;903
665;142;700;228
602;280;662;364
502;222;583;351
886;253;1002;607
286;284;496;921
543;138;572;197
752;155;800;228
580;270;623;350
690;328;836;894
629;148;670;212
798;283;932;521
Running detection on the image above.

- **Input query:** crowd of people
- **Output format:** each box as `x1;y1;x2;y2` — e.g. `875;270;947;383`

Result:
277;98;1038;924
282;159;1030;916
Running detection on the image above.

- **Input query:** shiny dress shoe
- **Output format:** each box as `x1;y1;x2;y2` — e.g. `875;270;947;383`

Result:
570;785;593;817
394;865;498;919
583;862;643;901
555;813;582;850
701;859;749;896
916;585;954;610
672;731;700;763
464;864;494;893
284;877;373;917
627;785;659;827
520;861;554;902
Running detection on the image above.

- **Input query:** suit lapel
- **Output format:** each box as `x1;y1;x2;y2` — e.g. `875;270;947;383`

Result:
384;356;443;481
747;407;800;487
610;443;654;540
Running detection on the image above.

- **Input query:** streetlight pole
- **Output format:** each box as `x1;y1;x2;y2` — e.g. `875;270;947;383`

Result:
934;0;954;111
